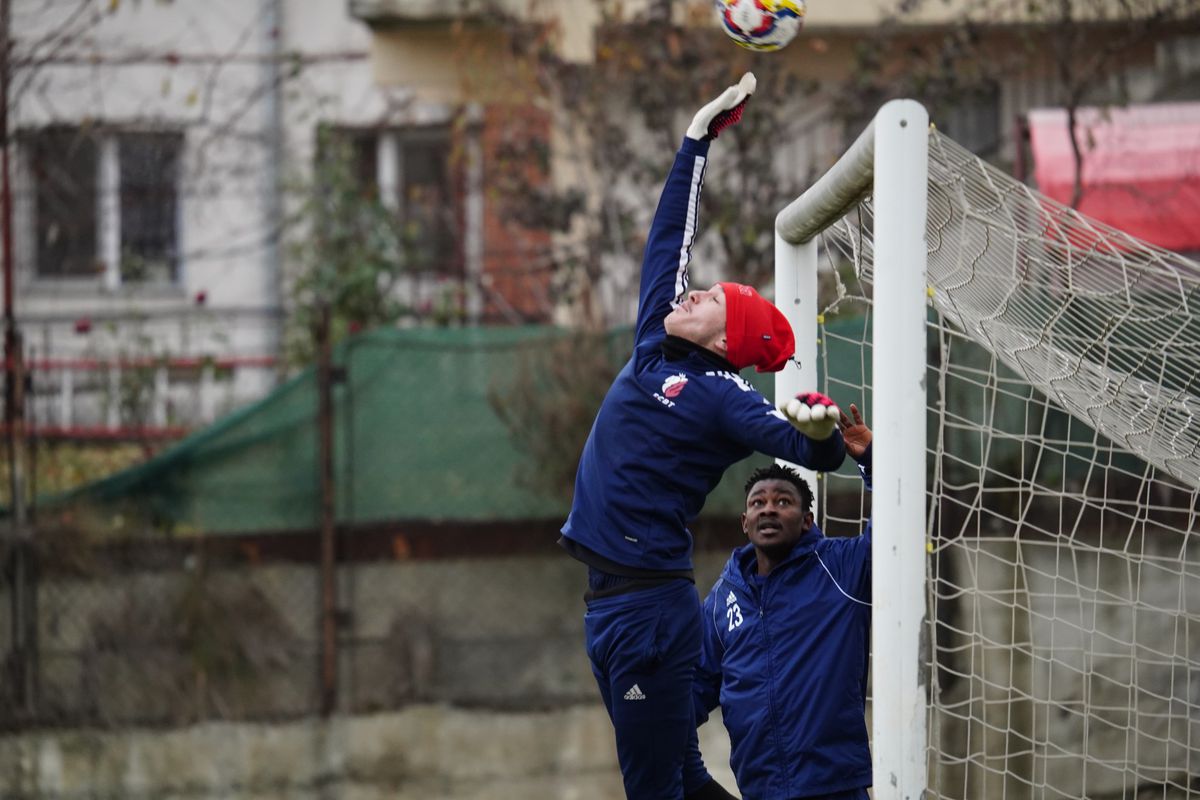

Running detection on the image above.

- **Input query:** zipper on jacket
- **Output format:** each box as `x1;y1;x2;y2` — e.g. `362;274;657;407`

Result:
756;580;792;797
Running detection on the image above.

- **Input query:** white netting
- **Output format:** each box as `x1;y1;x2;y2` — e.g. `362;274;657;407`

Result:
815;130;1200;799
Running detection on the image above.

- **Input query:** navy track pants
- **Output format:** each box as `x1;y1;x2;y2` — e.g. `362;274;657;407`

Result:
584;579;714;799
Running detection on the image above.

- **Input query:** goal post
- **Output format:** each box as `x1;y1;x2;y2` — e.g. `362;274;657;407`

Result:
775;99;931;800
775;96;1200;800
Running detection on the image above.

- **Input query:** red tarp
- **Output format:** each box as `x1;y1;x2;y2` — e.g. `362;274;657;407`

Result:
1027;103;1200;253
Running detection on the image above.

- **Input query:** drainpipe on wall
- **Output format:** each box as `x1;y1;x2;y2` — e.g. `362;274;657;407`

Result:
464;102;484;324
262;0;284;366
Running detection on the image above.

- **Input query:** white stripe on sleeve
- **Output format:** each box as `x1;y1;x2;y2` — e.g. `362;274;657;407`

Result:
673;154;707;306
815;552;871;607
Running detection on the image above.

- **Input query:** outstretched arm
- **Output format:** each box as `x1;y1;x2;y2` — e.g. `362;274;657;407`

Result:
720;386;846;472
633;73;756;345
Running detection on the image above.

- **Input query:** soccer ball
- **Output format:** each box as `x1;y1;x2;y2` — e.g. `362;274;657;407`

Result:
715;0;806;52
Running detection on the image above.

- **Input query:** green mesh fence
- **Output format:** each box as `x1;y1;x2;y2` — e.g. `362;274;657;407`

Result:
40;326;815;535
44;318;1095;537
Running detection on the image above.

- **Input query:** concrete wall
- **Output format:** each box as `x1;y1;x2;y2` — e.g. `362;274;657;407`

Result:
1;549;739;798
22;549;737;723
8;532;1200;798
0;704;737;799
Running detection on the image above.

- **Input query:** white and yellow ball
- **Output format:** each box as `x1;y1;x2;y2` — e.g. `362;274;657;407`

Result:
714;0;806;53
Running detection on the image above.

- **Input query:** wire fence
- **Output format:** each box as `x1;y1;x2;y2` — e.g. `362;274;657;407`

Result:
0;528;618;730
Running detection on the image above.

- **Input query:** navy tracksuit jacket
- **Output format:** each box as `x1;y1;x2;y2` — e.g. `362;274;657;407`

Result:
560;135;846;799
694;449;875;800
560;136;846;571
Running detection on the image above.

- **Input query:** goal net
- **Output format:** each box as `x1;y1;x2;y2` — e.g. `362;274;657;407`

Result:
778;102;1200;799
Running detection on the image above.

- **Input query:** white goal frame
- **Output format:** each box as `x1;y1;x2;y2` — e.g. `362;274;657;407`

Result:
774;99;930;799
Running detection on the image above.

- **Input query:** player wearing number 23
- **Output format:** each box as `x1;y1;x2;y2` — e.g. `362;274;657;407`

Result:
694;405;875;800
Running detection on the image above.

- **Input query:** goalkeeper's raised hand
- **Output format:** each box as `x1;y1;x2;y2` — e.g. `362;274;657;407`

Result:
780;391;839;441
686;72;756;142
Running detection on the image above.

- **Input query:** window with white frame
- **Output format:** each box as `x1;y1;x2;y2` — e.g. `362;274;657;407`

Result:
23;126;183;286
318;125;459;276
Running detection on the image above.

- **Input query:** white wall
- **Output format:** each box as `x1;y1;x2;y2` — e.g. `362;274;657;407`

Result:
9;1;285;412
5;0;461;424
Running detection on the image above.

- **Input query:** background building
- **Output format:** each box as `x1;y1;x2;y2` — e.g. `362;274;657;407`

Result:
6;0;556;443
2;1;1199;798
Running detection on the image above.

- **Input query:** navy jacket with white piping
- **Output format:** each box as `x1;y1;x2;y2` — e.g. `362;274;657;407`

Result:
695;449;875;799
559;136;846;573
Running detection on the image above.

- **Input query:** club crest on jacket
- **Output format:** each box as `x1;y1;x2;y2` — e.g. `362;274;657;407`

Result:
662;374;689;398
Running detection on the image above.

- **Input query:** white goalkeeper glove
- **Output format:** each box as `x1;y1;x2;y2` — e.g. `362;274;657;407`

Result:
686;72;756;142
780;392;840;441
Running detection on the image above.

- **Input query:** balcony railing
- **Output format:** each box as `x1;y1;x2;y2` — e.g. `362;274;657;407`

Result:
5;354;278;441
348;0;488;24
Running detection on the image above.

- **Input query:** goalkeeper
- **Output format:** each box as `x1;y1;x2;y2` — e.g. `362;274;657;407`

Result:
558;71;847;800
693;405;875;800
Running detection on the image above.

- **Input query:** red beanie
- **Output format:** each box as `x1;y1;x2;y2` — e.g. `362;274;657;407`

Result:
720;282;795;373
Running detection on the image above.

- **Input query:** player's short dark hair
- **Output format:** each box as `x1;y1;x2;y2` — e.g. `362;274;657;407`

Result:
744;463;814;514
